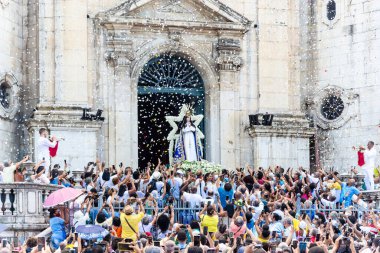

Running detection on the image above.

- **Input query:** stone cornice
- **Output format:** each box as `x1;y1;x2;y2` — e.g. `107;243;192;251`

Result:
248;126;315;138
0;182;62;191
248;114;315;138
26;106;103;130
100;18;249;32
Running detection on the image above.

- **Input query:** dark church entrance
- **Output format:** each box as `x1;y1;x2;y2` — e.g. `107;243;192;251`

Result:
137;54;205;169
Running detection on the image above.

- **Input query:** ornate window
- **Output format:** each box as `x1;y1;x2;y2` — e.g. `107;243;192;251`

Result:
0;82;10;109
320;95;344;120
312;86;358;129
327;0;336;21
138;54;204;89
0;73;19;119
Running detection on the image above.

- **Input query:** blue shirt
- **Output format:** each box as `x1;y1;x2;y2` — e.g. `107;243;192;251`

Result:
342;183;360;207
50;217;66;249
50;177;59;185
168;179;181;200
218;187;234;208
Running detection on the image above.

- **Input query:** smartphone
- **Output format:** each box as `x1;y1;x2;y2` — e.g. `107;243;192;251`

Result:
118;243;133;251
236;237;242;246
71;227;75;233
69;249;76;253
137;241;142;249
229;231;234;238
229;238;234;247
74;232;78;241
214;240;219;247
125;238;133;243
174;246;180;253
194;235;201;247
37;237;45;251
272;231;276;238
147;236;153;245
119;162;123;168
13;238;18;247
326;233;329;240
305;237;311;242
316;233;321;241
64;160;67;164
292;240;298;249
2;239;7;248
43;157;45;161
299;242;307;253
203;226;208;236
153;241;160;247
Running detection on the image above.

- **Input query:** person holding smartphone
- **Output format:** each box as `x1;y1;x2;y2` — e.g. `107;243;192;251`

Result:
199;205;219;237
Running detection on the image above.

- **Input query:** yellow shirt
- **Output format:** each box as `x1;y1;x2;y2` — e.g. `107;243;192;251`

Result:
120;212;144;241
374;167;380;177
200;214;219;233
331;182;341;190
292;218;300;231
258;237;269;243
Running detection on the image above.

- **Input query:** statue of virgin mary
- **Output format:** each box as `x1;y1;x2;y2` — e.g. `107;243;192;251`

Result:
173;111;202;163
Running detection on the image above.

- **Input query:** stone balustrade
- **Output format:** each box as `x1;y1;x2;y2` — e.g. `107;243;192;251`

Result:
0;183;62;239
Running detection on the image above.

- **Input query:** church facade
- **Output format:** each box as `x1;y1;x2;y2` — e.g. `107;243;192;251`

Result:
0;0;379;171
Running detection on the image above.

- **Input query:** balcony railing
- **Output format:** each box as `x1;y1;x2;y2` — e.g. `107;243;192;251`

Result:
0;183;62;239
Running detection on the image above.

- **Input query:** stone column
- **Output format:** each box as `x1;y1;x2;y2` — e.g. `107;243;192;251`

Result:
216;38;242;169
105;37;135;167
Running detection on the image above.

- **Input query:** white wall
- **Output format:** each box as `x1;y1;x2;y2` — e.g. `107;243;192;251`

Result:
314;0;380;170
0;0;24;162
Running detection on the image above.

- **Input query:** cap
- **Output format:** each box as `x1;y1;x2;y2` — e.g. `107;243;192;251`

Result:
152;172;161;180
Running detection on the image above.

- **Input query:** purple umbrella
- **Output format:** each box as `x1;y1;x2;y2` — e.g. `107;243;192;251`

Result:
75;225;109;240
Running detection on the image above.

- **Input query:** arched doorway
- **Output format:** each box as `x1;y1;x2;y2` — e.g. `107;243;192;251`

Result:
137;53;205;169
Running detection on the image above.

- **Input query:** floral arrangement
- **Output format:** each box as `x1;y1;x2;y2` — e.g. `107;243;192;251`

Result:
180;160;223;174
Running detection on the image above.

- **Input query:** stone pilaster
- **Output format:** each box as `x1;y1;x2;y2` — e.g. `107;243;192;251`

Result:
216;38;242;168
105;34;136;167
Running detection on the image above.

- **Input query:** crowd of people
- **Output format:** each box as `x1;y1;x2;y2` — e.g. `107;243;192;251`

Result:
2;153;380;253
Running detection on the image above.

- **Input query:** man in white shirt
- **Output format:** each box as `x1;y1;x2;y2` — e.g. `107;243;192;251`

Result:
363;141;377;190
36;128;57;175
2;156;29;183
182;187;203;208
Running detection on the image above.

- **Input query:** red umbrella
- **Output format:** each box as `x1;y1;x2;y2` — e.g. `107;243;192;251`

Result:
43;187;84;208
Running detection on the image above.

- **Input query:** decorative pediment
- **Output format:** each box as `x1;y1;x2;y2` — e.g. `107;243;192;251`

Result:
97;0;250;30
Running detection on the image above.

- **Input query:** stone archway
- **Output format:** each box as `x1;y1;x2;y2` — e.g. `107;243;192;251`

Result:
137;53;206;168
129;43;220;169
